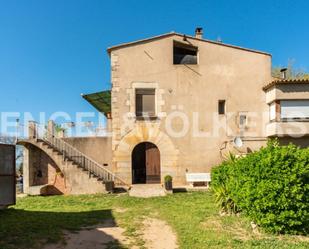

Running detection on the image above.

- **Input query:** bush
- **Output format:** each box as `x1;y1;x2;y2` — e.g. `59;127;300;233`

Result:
212;183;239;214
164;175;173;183
211;140;309;234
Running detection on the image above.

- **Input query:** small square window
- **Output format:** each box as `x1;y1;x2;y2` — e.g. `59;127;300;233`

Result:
218;100;225;115
135;89;156;118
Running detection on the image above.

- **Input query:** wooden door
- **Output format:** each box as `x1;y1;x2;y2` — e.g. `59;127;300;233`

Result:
145;143;160;183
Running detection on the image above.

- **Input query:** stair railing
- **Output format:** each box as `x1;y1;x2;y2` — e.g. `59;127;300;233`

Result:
27;123;127;187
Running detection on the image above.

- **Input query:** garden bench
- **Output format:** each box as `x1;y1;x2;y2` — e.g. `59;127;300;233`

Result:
186;173;211;187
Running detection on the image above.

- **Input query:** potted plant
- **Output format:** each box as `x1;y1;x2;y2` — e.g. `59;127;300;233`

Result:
105;181;114;193
164;175;173;191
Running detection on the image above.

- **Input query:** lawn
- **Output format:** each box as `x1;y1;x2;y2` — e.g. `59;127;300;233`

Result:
0;192;308;249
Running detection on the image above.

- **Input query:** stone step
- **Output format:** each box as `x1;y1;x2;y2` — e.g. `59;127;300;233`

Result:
129;184;166;198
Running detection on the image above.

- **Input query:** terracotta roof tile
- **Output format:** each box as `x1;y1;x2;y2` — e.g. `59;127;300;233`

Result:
263;79;309;91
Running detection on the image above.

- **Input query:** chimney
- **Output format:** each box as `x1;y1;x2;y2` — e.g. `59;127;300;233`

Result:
195;27;203;39
280;68;288;80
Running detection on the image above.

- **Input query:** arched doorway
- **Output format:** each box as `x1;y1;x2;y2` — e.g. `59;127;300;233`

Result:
132;142;160;184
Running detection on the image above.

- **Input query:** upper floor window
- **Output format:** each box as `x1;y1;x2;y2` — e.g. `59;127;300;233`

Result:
218;100;226;115
135;88;156;118
281;100;309;120
173;41;198;65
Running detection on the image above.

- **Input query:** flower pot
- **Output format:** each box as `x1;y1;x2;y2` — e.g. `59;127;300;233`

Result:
105;181;114;193
164;181;173;191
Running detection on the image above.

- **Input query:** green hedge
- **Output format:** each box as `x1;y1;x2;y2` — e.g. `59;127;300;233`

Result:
211;140;309;234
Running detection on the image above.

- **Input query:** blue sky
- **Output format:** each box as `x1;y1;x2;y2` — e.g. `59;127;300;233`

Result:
0;0;308;126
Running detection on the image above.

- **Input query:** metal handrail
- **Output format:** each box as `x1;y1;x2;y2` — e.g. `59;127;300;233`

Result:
26;124;127;186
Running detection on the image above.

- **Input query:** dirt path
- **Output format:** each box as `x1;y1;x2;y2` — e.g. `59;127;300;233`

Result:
44;218;178;249
142;218;178;249
44;219;130;249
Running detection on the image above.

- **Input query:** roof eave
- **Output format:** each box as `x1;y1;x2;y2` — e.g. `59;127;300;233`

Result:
263;79;309;91
107;32;177;54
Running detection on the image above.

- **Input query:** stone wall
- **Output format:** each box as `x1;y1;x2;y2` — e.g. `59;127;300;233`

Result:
110;34;272;185
24;144;68;195
62;137;112;171
21;139;107;195
278;137;309;148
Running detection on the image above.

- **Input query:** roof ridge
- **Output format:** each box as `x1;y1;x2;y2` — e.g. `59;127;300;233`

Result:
107;31;271;56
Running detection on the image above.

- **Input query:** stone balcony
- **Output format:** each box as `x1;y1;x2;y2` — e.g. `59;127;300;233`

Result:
266;121;309;137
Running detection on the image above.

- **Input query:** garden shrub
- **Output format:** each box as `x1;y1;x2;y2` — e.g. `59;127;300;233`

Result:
211;140;309;234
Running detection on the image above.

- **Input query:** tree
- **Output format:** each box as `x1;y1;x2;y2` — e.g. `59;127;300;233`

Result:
272;60;309;80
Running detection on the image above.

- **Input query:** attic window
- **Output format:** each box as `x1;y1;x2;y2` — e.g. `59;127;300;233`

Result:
173;41;198;65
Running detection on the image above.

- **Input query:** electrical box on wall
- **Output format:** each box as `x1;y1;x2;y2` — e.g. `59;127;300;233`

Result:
0;144;16;209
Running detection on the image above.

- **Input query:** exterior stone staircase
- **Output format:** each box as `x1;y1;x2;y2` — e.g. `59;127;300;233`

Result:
129;184;167;198
18;123;128;195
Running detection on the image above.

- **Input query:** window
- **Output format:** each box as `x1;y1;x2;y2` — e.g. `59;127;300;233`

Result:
239;113;248;128
269;102;276;121
173;41;198;65
135;89;156;118
218;100;225;115
281;100;309;120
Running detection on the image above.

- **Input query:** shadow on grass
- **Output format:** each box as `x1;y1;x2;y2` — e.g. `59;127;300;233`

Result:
0;208;125;249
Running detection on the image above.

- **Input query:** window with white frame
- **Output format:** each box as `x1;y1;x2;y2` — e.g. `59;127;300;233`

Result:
281;100;309;120
269;102;276;121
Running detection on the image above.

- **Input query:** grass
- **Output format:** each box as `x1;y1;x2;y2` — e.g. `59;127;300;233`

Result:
0;192;308;249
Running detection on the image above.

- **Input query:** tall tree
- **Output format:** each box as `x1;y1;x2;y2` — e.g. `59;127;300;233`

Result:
272;60;309;79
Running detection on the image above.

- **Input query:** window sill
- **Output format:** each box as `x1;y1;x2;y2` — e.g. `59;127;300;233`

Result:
173;64;198;66
135;116;159;121
279;118;309;122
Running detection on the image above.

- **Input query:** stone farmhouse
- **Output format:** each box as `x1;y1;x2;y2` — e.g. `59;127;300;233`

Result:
19;28;309;195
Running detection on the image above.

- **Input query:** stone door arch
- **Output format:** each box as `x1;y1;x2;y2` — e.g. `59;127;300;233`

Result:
113;124;179;184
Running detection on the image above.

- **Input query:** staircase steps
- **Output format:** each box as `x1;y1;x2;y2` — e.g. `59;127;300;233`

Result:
20;127;129;191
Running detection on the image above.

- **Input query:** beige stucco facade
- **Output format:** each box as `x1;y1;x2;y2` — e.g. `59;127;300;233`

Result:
109;33;273;185
265;84;309;104
20;31;309;193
